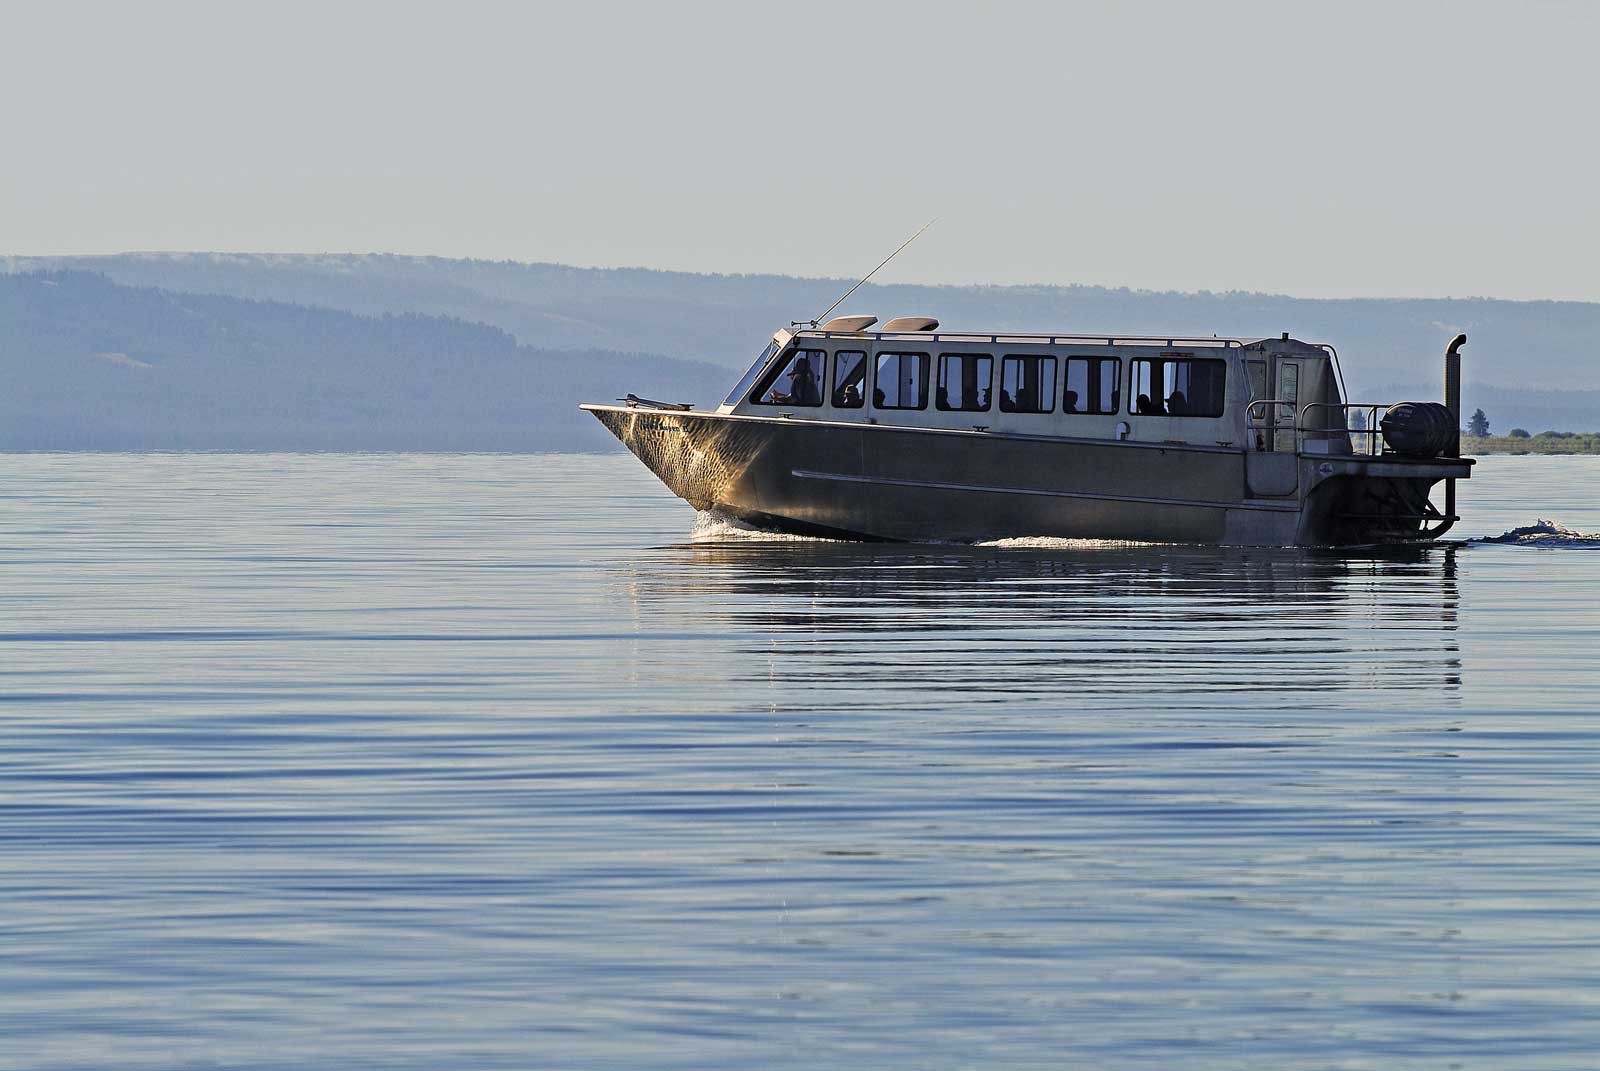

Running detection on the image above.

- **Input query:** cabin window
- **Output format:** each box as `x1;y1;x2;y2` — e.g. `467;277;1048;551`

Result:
936;353;993;412
1064;357;1120;415
752;349;826;407
1279;363;1299;416
1129;357;1227;417
832;350;867;408
1246;359;1268;404
1275;362;1300;451
725;339;783;406
999;355;1056;413
874;352;929;410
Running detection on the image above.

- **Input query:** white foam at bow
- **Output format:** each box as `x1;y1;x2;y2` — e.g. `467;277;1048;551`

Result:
690;510;837;542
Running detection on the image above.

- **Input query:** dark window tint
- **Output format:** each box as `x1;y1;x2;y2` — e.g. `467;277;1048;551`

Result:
874;352;929;410
999;355;1057;413
1130;357;1227;417
832;350;867;408
1064;357;1120;415
936;353;993;412
752;349;826;407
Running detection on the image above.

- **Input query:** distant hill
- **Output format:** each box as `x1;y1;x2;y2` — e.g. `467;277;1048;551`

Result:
6;253;1595;401
0;271;726;451
2;255;1596;448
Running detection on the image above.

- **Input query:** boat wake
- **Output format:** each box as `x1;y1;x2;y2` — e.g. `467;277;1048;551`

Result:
690;510;838;542
976;535;1161;550
1472;518;1600;549
690;511;1162;549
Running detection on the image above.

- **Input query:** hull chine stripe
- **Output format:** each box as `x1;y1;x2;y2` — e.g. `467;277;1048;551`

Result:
790;469;1300;514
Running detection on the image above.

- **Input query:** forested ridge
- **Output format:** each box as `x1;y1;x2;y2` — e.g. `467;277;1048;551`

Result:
4;253;1597;448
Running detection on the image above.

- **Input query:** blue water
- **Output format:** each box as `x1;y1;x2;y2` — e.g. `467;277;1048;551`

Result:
2;452;1599;1070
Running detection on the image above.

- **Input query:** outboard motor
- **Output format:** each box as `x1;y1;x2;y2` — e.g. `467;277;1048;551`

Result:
1380;401;1457;457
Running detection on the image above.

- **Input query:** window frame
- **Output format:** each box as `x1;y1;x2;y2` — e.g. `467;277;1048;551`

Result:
872;351;931;411
831;349;868;409
750;348;828;408
1127;355;1228;418
998;354;1059;414
935;352;994;413
725;339;783;407
1063;356;1122;416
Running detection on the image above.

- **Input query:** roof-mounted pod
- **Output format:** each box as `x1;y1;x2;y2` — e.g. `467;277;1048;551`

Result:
819;314;877;333
880;316;939;332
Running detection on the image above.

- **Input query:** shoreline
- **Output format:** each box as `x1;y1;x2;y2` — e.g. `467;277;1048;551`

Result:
1461;434;1600;455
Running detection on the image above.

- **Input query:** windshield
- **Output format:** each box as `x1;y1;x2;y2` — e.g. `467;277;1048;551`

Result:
721;339;785;407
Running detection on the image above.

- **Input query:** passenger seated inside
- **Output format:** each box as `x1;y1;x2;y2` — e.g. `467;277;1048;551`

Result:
936;385;949;409
1166;390;1187;416
775;360;820;406
874;387;886;407
1063;389;1080;413
1135;393;1159;415
838;383;861;407
999;388;1014;411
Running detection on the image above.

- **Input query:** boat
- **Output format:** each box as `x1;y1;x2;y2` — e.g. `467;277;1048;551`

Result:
581;316;1473;546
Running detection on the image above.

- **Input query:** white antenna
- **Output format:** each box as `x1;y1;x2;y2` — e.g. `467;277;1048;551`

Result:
809;218;938;327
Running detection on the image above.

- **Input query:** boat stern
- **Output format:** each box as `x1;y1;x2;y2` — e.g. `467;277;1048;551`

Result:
1298;453;1473;544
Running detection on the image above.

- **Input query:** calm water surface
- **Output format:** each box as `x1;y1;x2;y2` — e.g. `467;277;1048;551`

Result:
2;452;1598;1070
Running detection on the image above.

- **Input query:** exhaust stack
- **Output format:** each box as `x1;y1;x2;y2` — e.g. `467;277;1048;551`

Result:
1443;333;1467;525
1444;333;1466;458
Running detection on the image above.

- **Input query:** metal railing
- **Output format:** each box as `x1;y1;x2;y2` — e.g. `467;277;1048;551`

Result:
1311;343;1350;415
793;329;1243;349
1246;400;1384;455
1304;402;1384;455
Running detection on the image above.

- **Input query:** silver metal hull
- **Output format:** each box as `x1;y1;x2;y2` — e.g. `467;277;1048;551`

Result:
583;405;1470;546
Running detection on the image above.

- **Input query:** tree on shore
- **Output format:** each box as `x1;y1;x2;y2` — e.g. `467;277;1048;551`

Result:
1508;428;1531;438
1467;408;1490;437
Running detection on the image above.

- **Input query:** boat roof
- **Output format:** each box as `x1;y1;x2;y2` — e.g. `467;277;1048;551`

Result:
788;325;1329;353
796;328;1239;348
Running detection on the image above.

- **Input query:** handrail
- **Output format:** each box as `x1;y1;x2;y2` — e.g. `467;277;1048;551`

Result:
1312;343;1349;411
622;393;694;411
1245;400;1381;455
793;329;1243;348
1301;402;1382;456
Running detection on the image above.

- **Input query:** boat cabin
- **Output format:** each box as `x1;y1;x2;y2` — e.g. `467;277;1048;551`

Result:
718;317;1352;455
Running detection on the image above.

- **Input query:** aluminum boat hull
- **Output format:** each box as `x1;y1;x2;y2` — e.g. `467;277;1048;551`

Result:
583;404;1470;546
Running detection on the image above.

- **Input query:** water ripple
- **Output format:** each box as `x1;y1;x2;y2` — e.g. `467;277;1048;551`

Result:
1;453;1598;1070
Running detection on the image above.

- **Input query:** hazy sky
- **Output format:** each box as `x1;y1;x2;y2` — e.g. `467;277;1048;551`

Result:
5;0;1597;301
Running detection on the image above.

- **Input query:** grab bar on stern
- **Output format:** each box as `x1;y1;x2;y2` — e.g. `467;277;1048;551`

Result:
1298;402;1385;456
1246;400;1385;455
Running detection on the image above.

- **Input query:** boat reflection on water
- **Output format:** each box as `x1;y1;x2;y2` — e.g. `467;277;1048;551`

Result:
613;532;1462;704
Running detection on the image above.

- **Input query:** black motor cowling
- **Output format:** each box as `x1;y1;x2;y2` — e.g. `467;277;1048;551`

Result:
1380;401;1458;458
